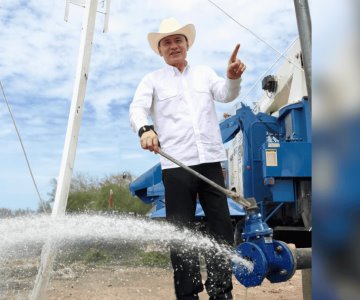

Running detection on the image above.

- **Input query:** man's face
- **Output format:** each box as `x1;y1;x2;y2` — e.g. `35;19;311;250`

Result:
158;34;188;67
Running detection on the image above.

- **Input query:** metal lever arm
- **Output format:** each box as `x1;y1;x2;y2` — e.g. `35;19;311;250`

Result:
157;149;257;209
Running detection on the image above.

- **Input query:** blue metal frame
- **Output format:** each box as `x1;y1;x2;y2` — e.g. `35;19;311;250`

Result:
219;98;311;221
264;202;284;223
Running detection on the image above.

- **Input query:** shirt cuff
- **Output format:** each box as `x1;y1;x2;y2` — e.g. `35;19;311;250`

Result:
226;77;242;89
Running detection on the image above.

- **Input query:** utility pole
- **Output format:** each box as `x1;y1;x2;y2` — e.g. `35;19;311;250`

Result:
30;1;111;298
294;0;312;107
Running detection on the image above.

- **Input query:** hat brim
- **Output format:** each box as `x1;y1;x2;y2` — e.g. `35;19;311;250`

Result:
147;24;196;55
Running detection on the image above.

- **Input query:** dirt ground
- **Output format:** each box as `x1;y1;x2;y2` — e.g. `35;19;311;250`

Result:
44;266;304;300
2;259;305;300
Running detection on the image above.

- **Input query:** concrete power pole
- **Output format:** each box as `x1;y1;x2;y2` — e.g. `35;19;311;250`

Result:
30;0;111;298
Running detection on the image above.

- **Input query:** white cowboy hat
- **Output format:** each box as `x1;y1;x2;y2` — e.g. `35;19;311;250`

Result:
147;18;196;55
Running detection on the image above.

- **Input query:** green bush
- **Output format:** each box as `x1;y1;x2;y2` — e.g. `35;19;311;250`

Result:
138;250;170;268
56;243;170;269
84;248;109;264
58;173;151;214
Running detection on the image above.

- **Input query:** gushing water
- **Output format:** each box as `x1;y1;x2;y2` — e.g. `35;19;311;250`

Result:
0;213;253;297
0;214;251;267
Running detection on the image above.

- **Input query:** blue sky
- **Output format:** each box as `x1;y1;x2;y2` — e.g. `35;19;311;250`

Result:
0;0;299;210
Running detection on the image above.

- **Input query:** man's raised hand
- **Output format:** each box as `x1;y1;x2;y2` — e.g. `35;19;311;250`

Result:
227;44;246;80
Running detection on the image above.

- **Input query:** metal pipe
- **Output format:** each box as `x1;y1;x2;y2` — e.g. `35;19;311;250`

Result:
294;0;312;107
157;149;257;209
294;248;312;269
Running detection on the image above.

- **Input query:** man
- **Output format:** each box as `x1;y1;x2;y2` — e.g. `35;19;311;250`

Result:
129;18;245;300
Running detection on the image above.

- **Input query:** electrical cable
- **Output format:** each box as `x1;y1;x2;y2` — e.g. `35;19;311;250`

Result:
207;0;302;71
0;80;49;213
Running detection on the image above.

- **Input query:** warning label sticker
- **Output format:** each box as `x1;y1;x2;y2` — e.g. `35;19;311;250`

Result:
266;149;278;166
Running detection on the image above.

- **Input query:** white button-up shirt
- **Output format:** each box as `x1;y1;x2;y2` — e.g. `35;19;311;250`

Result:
129;63;241;169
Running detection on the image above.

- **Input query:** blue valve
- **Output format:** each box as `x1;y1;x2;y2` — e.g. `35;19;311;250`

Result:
232;210;296;287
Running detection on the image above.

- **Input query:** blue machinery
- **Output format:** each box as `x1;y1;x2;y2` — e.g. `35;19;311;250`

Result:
129;97;312;286
221;98;311;229
227;98;312;285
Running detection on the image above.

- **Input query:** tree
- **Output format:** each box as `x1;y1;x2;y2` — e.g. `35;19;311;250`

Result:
0;208;13;218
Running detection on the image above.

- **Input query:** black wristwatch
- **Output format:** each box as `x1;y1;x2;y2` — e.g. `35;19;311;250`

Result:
138;125;154;137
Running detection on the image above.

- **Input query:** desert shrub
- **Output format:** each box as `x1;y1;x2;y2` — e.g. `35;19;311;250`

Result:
46;173;151;214
138;250;170;268
84;248;109;264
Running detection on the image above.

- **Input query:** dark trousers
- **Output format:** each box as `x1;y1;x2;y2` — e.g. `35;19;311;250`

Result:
162;162;234;300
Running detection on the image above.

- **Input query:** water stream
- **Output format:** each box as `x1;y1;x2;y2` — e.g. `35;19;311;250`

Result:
0;213;253;298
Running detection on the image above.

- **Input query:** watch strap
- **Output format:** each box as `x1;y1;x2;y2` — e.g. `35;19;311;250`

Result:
138;125;154;137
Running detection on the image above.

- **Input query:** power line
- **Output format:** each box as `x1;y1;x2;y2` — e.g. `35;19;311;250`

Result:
0;80;49;213
206;0;302;71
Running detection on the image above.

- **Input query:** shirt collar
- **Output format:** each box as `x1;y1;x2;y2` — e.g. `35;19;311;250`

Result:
164;61;190;76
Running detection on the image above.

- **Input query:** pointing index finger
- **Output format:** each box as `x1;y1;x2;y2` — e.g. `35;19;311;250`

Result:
229;44;240;63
